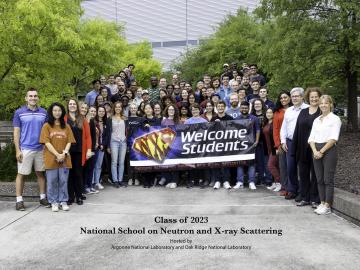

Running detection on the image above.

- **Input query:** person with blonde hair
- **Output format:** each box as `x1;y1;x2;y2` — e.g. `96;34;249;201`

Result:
308;95;341;215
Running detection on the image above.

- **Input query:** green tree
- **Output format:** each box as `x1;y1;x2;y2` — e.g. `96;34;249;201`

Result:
256;0;359;131
172;10;263;83
0;0;161;117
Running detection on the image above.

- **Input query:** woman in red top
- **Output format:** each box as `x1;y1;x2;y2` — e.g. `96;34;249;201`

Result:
263;108;281;192
66;99;92;205
273;91;292;196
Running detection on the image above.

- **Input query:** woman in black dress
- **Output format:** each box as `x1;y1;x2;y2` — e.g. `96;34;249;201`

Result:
291;87;322;208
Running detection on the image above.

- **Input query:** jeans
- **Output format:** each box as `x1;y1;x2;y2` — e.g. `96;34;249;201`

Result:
46;168;69;204
286;139;298;194
93;150;105;185
255;143;272;185
110;139;127;183
237;164;256;183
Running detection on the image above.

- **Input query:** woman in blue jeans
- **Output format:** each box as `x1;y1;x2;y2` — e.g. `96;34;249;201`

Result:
93;105;108;189
104;101;127;188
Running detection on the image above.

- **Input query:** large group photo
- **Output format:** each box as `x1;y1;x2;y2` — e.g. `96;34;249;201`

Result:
0;1;359;269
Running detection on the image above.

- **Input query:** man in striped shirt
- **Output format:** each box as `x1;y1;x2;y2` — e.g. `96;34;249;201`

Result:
13;88;50;211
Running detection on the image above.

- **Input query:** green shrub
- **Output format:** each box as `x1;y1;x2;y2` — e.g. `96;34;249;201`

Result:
0;141;18;181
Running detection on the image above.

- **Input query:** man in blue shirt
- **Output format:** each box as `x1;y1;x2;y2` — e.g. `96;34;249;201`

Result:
233;101;260;190
84;79;101;106
12;88;49;211
217;75;232;101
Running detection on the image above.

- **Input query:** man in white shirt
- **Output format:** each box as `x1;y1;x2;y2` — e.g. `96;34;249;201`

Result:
280;87;309;200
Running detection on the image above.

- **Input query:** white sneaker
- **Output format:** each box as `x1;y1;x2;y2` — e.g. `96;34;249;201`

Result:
128;179;133;186
316;206;331;215
273;183;282;192
233;182;243;189
213;181;221;189
249;182;257;190
90;188;99;194
60;202;69;211
223;181;231;189
134;179;140;186
51;203;59;212
170;183;177;189
159;177;167;186
165;183;171;188
96;183;104;190
266;183;277;190
314;204;326;214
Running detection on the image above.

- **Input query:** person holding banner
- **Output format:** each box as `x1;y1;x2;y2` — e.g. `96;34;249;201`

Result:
233;101;260;190
212;101;233;189
161;104;181;188
184;103;208;188
126;103;143;186
142;103;161;188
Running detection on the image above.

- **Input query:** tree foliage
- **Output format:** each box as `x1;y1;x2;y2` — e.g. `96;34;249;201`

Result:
174;1;359;130
0;0;161;119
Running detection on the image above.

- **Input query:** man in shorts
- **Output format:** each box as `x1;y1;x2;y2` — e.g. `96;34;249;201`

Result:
13;88;49;210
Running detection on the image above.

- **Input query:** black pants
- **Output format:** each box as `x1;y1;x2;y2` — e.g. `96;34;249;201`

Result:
298;150;319;203
142;172;156;187
68;152;83;200
83;155;95;189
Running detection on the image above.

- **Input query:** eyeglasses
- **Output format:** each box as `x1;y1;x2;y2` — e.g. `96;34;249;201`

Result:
291;95;301;98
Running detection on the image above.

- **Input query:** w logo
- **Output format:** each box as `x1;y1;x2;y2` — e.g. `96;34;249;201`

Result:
132;128;176;163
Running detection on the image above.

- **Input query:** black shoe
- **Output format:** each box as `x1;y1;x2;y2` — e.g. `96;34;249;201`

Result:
296;200;310;207
187;180;194;188
16;201;25;211
119;182;127;188
81;195;87;200
295;194;302;202
67;200;73;205
285;193;297;200
39;198;51;208
76;198;83;205
114;182;120;188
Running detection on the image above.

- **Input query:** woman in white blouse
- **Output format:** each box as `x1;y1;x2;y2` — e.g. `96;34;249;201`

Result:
308;95;341;215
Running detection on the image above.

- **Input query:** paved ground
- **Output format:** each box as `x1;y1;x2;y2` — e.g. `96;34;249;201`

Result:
1;185;360;270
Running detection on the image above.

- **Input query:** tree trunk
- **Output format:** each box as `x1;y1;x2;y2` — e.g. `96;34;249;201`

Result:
346;69;358;132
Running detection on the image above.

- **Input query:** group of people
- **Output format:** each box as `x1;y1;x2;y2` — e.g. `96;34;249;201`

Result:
13;62;341;216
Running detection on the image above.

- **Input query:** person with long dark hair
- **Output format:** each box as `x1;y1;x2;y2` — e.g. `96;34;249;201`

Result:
251;98;272;186
40;102;75;212
141;103;162;188
104;101;128;188
80;103;98;195
93;105;108;190
263;108;281;192
127;103;144;186
66;99;92;205
292;87;322;207
273;91;292;196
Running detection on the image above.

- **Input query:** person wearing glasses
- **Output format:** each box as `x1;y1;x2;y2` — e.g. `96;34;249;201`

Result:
280;87;309;200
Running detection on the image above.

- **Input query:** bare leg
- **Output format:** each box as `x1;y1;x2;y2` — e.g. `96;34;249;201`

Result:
35;171;46;195
15;173;25;197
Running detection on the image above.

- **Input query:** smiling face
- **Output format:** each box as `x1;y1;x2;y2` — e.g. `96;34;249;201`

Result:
25;90;39;107
319;97;332;114
266;108;274;121
80;103;88;116
129;103;137;116
114;102;123;115
253;100;263;112
291;91;303;107
52;105;62;120
280;93;291;107
240;104;249;115
181;90;188;100
167;105;175;118
259;88;267;99
68;99;78;113
154;104;161;116
205;102;214;114
144;104;153;117
216;103;225;114
309;91;320;107
97;107;106;119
